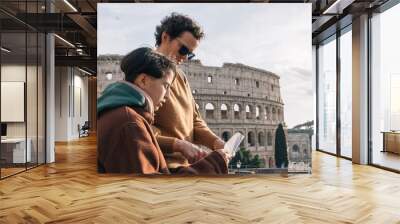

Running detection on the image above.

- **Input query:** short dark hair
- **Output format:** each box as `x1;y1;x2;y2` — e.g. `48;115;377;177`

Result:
155;12;204;46
120;47;176;83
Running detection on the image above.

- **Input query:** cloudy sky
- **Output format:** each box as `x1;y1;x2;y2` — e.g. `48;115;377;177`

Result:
98;3;313;128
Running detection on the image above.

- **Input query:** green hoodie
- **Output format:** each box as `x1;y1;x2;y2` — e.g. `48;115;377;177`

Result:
97;82;145;116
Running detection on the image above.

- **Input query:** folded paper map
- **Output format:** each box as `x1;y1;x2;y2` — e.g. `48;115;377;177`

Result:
223;132;245;157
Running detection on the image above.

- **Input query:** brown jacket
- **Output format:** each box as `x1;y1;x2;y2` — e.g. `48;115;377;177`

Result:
154;69;220;167
97;105;228;175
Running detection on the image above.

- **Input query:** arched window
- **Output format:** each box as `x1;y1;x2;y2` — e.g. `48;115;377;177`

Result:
272;107;276;120
221;104;228;119
205;103;215;119
207;75;212;83
256;106;260;120
105;72;113;80
248;131;255;146
246;105;252;119
258;132;266;146
234;78;239;85
234;104;241;119
265;107;270;120
267;132;273;146
222;131;231;142
292;144;300;159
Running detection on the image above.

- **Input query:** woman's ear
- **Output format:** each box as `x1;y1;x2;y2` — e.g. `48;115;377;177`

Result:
134;73;147;89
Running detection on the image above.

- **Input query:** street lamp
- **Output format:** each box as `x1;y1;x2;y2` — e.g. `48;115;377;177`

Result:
236;160;241;174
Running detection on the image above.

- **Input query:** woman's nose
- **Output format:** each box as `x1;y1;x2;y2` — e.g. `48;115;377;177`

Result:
165;89;170;99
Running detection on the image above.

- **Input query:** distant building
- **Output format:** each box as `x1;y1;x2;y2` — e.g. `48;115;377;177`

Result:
97;55;125;96
287;128;312;172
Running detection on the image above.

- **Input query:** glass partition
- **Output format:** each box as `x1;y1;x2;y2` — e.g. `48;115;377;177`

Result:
0;1;46;179
1;30;28;177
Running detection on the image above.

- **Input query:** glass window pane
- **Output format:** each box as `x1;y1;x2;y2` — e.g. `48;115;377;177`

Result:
371;3;400;171
318;36;337;154
340;29;352;158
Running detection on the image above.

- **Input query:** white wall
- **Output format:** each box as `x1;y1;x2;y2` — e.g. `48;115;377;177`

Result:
55;67;89;141
1;65;37;138
55;66;69;141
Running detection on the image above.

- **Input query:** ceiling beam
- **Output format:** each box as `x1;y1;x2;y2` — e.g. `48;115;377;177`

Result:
55;55;97;72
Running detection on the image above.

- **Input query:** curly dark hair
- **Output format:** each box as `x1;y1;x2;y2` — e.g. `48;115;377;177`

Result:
121;47;176;83
154;12;205;46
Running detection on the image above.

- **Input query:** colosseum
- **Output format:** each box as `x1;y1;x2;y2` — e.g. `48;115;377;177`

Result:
98;56;285;168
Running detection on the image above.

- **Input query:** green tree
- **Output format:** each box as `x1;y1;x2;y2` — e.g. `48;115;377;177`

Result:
274;123;288;168
229;148;264;168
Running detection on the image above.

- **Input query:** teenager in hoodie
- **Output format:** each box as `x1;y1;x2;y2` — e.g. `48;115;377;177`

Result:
97;47;229;174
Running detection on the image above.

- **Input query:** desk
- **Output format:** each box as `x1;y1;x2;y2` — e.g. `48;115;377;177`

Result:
382;132;400;154
1;138;31;163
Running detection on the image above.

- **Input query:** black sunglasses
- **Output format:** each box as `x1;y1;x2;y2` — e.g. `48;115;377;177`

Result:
177;39;195;60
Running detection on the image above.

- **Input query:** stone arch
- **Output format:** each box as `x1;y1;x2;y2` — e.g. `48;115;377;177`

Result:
267;132;273;146
292;144;300;152
292;144;300;159
272;107;276;121
220;103;229;119
221;131;232;142
255;106;260;120
245;105;253;119
265;106;270;120
247;131;256;146
205;103;215;119
234;104;241;120
258;131;266;146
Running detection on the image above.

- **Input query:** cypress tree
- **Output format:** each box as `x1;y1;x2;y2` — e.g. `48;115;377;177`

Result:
274;123;288;168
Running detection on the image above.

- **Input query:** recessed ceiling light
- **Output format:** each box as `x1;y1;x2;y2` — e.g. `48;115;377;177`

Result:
78;67;92;76
63;0;78;12
1;47;11;53
54;34;75;48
